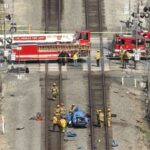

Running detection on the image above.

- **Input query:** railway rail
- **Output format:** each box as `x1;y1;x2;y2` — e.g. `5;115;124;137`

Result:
85;0;105;32
87;52;111;150
44;63;63;150
43;0;61;32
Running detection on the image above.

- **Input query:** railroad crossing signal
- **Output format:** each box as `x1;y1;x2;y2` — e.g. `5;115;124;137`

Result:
10;22;17;34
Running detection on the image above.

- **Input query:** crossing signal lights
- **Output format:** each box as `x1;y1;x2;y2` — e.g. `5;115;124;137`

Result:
143;7;148;12
10;22;17;33
131;12;135;17
143;6;150;13
140;12;144;18
5;14;11;20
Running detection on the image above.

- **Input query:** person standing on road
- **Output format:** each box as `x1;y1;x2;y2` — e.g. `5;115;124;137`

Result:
120;47;124;67
58;50;67;66
122;51;129;69
132;49;140;69
95;50;101;67
72;51;78;66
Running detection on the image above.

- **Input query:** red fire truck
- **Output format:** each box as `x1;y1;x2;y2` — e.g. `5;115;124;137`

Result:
139;31;150;53
0;31;90;62
112;34;146;58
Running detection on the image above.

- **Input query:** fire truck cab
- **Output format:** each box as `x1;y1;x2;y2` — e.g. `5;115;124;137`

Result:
139;31;150;56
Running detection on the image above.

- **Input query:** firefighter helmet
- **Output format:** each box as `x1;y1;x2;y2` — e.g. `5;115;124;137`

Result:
107;108;111;111
98;109;102;113
56;104;60;108
53;83;56;86
96;109;101;113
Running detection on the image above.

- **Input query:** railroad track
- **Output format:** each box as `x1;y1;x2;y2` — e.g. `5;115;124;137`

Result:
43;0;61;32
85;0;105;32
87;52;111;150
44;63;63;150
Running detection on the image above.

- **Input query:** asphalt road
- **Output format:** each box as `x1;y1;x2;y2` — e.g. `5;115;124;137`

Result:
3;73;43;150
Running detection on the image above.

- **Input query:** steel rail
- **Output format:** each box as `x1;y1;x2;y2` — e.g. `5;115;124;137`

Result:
44;0;49;33
44;0;61;33
44;62;63;150
58;63;63;150
85;0;110;149
87;50;95;150
85;0;101;32
57;0;61;33
44;62;49;150
98;0;110;149
85;0;88;30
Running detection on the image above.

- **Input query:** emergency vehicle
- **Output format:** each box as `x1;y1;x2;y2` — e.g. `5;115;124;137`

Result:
139;30;150;54
0;31;90;62
111;34;146;58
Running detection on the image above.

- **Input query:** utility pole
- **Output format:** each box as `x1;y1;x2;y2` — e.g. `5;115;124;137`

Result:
129;0;131;20
3;4;7;64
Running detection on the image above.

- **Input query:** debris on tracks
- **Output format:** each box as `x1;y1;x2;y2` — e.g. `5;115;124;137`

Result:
16;127;24;130
8;67;29;74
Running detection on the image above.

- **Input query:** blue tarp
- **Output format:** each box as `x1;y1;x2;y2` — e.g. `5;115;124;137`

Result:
65;106;89;127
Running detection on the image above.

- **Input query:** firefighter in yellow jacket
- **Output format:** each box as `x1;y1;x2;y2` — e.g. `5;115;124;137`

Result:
120;47;124;66
51;114;58;131
59;116;67;132
50;82;59;100
55;104;61;117
69;104;76;113
72;52;78;66
96;109;104;127
60;103;66;117
95;50;101;67
107;108;112;127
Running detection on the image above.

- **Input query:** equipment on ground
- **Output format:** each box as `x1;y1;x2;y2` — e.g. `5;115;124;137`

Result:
7;66;29;73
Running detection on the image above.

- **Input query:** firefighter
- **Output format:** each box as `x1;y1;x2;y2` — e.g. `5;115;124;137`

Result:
72;52;78;66
59;116;67;132
69;104;76;113
51;114;58;131
122;51;129;69
25;67;29;73
50;82;59;100
107;108;112;127
58;50;67;66
95;50;101;67
60;103;66;117
55;104;61;117
120;47;124;66
133;49;140;69
96;109;104;127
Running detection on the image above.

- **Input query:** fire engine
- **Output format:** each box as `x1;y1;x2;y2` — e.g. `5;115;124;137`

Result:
138;30;150;54
0;31;90;62
111;34;146;58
